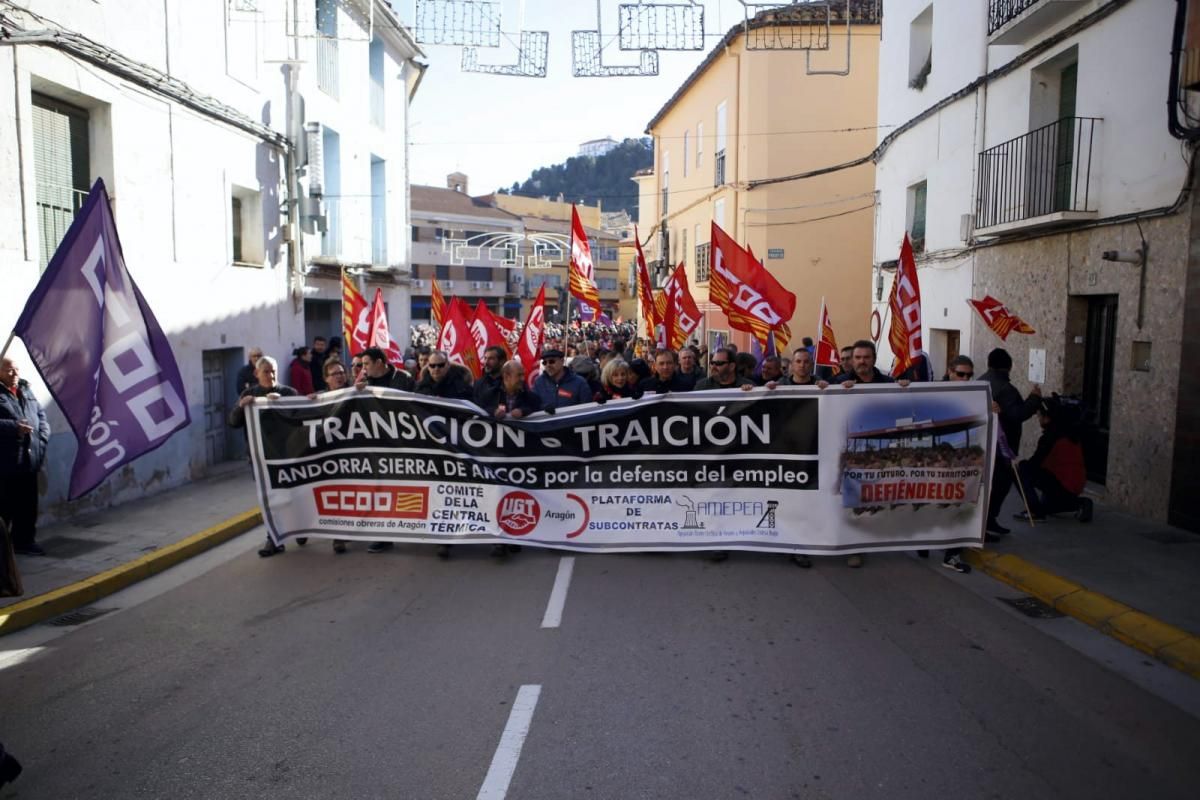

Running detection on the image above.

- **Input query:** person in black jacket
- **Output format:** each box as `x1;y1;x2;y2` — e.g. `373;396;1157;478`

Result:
227;357;299;558
479;360;542;418
980;348;1041;536
236;347;264;393
0;358;51;556
600;359;643;400
473;345;507;407
638;350;694;394
355;346;415;392
413;350;474;400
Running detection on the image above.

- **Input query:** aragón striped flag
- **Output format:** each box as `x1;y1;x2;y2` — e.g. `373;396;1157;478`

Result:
653;263;701;350
431;277;448;328
887;234;923;377
815;297;841;369
633;225;657;339
12;178;189;499
709;223;796;352
341;269;367;355
968;295;1035;341
569;206;601;315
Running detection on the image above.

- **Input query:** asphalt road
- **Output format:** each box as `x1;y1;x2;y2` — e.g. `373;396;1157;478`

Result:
2;536;1200;799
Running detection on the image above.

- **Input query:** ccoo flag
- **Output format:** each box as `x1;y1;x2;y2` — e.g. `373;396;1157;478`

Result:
12;179;189;499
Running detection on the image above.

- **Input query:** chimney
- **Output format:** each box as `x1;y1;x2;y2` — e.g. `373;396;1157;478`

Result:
447;172;468;193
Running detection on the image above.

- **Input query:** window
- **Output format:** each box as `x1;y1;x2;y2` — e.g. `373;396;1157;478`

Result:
369;36;385;128
696;122;703;168
907;180;927;254
683;131;689;178
597;277;619;291
32;93;90;269
695;242;711;283
662;149;670;216
231;197;243;262
436;264;451;280
316;0;339;97
370;155;387;265
593;245;618;262
714;197;726;229
411;226;419;242
681;227;688;267
714;101;727;186
466;266;492;281
320;125;341;257
231;184;264;265
908;5;933;90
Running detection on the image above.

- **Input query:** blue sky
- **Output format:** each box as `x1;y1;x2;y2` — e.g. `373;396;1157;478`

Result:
398;0;755;194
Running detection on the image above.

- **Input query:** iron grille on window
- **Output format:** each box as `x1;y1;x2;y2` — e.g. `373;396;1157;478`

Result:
975;117;1099;230
988;0;1045;35
695;242;711;282
714;150;726;186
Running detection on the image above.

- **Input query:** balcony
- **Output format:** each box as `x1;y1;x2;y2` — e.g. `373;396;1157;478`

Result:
988;0;1088;45
714;150;726;187
975;116;1100;236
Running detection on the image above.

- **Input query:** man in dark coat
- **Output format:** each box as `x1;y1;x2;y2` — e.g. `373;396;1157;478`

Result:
696;347;755;391
831;340;895;386
355;346;415;391
236;347;264;394
473;345;507;407
639;350;695;394
414;350;474;400
532;349;591;410
0;358;51;555
981;348;1042;536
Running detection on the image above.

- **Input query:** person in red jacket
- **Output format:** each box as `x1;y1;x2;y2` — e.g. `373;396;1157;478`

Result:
288;347;314;395
1016;396;1094;522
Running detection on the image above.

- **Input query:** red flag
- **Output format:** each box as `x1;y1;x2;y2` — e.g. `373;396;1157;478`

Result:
633;225;657;339
366;288;404;364
342;269;369;353
431;277;448;328
887;234;924;377
814;297;841;368
472;300;512;360
517;286;547;387
655;288;674;349
968;295;1035;341
709;223;796;351
746;244;792;352
438;297;481;378
653;263;701;350
569;206;601;314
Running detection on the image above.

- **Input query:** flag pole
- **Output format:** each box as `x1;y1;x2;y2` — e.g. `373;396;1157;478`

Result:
1011;460;1037;528
0;332;14;361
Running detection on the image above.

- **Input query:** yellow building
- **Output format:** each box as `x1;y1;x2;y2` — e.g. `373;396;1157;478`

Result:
481;193;622;323
641;4;881;352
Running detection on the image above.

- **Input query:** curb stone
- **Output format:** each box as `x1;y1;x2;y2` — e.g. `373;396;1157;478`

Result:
963;549;1200;680
0;510;262;636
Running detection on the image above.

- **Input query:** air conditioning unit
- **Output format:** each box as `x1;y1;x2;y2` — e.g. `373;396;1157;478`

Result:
412;279;426;289
960;213;975;242
443;280;455;289
471;281;483;290
304;122;324;197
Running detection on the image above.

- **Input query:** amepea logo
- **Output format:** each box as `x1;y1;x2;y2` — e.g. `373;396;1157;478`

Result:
497;490;541;536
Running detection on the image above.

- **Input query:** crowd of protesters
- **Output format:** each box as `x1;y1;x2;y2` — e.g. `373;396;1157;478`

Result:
221;322;1093;573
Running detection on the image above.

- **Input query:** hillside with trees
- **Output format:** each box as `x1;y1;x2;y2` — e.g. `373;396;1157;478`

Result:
499;137;653;218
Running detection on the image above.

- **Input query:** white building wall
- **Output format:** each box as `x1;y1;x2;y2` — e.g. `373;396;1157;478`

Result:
0;0;421;517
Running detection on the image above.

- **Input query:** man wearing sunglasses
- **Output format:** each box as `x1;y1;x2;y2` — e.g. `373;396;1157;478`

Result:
695;347;755;391
532;348;591;411
414;350;474;401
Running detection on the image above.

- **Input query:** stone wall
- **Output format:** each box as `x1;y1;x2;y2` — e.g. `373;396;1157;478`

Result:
971;211;1190;522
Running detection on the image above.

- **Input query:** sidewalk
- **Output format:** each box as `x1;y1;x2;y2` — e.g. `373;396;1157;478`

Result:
0;465;261;631
0;466;1197;677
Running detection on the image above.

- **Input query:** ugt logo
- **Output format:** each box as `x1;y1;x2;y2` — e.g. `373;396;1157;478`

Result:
497;491;541;536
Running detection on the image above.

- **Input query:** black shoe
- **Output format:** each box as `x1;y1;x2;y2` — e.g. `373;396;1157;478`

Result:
436;544;452;559
791;553;812;568
258;542;285;558
367;542;394;554
0;752;22;787
986;521;1011;535
490;544;508;559
297;537;308;546
1076;497;1094;523
707;550;729;562
942;554;972;574
14;543;45;556
333;540;347;554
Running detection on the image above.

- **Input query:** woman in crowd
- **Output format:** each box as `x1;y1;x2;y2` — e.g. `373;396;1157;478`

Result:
601;359;642;400
288;347;314;395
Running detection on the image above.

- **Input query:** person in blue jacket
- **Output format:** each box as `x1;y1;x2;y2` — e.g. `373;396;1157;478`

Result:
532;349;591;411
0;358;50;556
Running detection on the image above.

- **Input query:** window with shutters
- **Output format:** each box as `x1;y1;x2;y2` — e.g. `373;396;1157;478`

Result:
32;93;90;270
907;180;927;254
231;184;264;266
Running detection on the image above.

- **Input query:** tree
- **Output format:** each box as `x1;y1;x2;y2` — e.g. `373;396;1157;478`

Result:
500;138;653;218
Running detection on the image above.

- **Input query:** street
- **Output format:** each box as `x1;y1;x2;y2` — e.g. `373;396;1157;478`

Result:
2;534;1200;800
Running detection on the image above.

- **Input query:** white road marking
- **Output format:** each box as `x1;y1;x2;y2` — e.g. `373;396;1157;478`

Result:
477;684;542;800
540;556;575;629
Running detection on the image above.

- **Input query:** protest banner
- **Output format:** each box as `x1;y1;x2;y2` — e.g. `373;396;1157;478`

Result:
246;384;994;554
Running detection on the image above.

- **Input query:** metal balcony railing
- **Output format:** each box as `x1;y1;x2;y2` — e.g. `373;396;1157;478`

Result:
975;116;1099;231
316;36;339;98
988;0;1043;35
714;150;726;186
694;242;711;282
36;183;89;268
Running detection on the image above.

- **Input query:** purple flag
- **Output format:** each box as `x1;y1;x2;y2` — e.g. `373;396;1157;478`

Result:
578;303;612;326
13;179;190;498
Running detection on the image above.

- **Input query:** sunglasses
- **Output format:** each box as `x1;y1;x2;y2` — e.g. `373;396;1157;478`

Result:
429;362;448;369
954;370;974;378
542;358;561;364
710;360;731;366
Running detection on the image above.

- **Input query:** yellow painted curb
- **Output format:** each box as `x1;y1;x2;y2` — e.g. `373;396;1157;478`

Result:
963;548;1200;680
0;509;262;635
